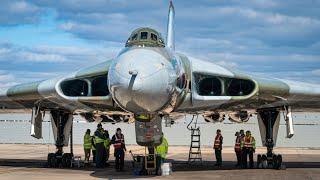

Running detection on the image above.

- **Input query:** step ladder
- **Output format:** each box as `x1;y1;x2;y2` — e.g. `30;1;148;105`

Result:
143;146;157;175
188;127;202;164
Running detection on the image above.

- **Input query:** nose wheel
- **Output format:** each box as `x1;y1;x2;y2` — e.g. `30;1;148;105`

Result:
257;154;283;169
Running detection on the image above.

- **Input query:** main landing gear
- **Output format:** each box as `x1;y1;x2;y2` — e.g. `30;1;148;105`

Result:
47;110;73;168
256;110;284;170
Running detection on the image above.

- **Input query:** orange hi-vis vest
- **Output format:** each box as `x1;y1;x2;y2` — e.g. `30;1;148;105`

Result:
214;134;222;149
234;137;241;151
243;136;254;148
114;134;124;150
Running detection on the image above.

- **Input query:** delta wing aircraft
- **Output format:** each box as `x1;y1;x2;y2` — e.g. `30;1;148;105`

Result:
0;1;319;169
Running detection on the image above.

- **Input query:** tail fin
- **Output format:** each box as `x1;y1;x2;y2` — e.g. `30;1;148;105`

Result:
166;0;175;50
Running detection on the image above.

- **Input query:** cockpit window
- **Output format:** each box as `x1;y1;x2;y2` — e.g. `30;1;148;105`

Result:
151;33;158;41
132;34;138;41
125;27;165;47
141;32;148;39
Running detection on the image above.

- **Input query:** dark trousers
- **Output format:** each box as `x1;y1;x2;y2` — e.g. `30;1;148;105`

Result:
235;150;242;165
84;149;91;162
242;148;254;168
156;155;165;175
92;150;96;163
102;147;106;167
96;143;105;168
114;149;125;170
215;149;222;165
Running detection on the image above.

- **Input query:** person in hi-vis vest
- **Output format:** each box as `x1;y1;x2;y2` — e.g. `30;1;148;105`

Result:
83;129;92;164
214;129;223;166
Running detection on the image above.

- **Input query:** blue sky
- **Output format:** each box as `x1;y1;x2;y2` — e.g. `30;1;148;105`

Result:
0;0;319;88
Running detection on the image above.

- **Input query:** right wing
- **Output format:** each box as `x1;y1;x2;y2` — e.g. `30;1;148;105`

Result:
0;59;122;114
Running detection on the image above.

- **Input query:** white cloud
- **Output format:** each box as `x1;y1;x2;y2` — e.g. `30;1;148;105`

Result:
215;61;238;68
0;73;15;82
0;0;42;25
312;69;320;76
9;1;38;14
17;51;66;63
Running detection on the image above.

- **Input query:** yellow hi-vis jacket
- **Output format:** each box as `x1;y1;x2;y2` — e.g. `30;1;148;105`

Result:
241;136;256;149
91;136;96;151
104;138;111;150
156;136;168;158
94;129;105;144
84;133;92;149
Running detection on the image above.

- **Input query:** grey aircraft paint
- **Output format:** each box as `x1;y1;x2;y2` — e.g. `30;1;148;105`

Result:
0;1;319;149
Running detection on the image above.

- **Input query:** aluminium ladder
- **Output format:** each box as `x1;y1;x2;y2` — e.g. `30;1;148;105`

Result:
188;127;202;164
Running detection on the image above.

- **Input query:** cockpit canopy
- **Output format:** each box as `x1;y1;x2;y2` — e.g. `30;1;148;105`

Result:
125;27;165;47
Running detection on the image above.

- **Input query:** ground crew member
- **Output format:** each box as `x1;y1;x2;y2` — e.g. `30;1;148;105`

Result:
155;133;168;175
94;123;106;168
83;129;92;164
91;135;96;165
214;129;223;166
234;132;242;166
111;128;126;171
104;130;111;166
241;130;256;168
240;129;245;138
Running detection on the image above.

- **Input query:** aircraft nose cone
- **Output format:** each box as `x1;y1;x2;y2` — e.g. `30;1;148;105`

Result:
108;48;176;113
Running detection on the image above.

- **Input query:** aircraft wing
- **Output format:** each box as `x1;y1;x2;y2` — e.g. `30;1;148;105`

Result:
0;59;122;115
185;56;320;113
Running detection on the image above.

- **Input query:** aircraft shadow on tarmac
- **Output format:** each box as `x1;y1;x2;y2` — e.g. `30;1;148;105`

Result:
1;159;320;179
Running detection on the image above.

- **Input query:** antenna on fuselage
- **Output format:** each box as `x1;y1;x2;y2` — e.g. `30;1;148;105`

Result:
166;0;175;50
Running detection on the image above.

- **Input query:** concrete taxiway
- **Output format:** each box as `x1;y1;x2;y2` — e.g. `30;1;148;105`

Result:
0;144;320;179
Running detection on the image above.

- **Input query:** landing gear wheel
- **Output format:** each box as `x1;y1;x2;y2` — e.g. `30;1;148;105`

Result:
257;154;262;169
47;153;54;167
65;153;73;167
277;155;283;169
273;155;278;169
50;154;57;168
62;154;67;167
261;155;267;169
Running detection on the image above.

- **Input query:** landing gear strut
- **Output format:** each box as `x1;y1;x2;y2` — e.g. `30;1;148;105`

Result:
47;110;73;168
257;110;284;169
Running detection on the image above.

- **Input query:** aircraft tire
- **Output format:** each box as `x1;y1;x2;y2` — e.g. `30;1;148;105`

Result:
65;153;73;167
257;154;262;168
47;153;53;167
277;155;283;169
261;155;267;169
50;154;57;168
61;154;67;167
273;155;278;169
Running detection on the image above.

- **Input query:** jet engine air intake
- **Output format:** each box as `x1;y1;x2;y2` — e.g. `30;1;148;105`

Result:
227;79;255;96
60;75;109;97
61;79;89;97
